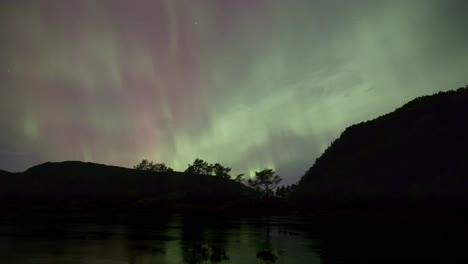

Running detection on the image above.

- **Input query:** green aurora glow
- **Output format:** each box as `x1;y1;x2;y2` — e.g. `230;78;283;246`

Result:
1;0;467;184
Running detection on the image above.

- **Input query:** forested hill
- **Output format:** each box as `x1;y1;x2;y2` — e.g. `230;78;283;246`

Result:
296;86;468;208
0;161;256;212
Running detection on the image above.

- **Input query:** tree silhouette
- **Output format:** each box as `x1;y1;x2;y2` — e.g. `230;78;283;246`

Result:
134;159;173;172
234;173;245;183
275;184;297;200
134;159;151;170
212;163;231;180
247;169;282;197
150;162;174;172
185;159;234;179
185;158;212;175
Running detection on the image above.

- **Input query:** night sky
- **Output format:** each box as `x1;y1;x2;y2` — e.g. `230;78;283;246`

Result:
1;0;467;184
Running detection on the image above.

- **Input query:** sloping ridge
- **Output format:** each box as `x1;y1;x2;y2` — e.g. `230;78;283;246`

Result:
0;169;11;176
0;161;255;210
296;86;468;207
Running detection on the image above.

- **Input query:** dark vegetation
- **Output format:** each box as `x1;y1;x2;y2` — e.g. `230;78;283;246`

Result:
295;85;468;216
133;159;173;172
247;169;282;197
0;160;288;214
183;158;244;181
0;161;258;214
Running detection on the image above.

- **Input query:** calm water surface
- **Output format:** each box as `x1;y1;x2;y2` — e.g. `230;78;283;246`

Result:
0;214;319;264
1;213;468;263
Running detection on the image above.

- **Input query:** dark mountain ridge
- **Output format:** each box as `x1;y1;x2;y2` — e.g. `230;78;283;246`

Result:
0;161;257;213
296;86;468;209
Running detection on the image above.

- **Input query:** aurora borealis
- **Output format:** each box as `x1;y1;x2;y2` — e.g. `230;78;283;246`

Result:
1;0;467;184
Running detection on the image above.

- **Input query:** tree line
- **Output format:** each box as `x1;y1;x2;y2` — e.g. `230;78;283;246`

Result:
134;158;296;199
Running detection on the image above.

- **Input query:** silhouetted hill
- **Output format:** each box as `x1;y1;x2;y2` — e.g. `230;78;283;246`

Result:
0;169;11;176
0;161;257;213
296;86;468;211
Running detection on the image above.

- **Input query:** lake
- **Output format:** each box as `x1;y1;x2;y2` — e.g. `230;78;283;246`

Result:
0;212;467;263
